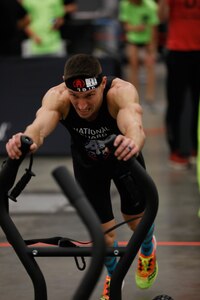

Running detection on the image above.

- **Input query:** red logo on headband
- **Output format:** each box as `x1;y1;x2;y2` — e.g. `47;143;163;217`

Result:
73;79;85;88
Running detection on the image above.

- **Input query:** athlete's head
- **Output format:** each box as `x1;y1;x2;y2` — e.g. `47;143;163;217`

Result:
64;54;107;120
64;54;103;92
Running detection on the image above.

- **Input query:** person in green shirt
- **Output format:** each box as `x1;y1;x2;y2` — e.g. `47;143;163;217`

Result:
21;0;66;56
119;0;159;110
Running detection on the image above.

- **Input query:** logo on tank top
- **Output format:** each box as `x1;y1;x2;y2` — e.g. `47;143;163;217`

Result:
85;139;110;160
73;126;112;160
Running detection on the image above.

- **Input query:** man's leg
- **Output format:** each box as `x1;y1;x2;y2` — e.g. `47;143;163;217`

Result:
123;214;158;289
100;220;118;300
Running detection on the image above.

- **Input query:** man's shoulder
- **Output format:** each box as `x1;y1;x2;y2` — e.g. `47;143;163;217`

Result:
47;83;68;96
43;83;69;107
42;83;69;118
108;78;134;98
110;77;133;89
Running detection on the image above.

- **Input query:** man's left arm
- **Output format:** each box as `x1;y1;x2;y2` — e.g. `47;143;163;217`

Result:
109;80;146;161
117;102;145;150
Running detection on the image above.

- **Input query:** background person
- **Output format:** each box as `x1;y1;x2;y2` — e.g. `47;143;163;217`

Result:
197;100;200;218
6;54;158;300
119;0;159;111
20;0;66;57
158;0;200;169
59;0;78;55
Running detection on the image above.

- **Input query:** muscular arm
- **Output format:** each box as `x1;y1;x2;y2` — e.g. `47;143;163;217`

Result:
24;105;61;148
6;84;69;159
117;102;145;149
108;79;146;160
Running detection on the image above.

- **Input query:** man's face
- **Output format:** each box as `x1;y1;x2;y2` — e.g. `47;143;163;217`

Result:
68;84;104;121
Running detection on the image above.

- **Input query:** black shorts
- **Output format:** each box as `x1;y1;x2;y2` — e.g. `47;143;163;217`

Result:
72;152;146;224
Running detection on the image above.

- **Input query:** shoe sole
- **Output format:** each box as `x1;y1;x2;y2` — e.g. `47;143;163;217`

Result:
169;161;191;170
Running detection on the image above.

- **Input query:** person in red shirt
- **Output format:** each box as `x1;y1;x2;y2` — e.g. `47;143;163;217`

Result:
158;0;200;169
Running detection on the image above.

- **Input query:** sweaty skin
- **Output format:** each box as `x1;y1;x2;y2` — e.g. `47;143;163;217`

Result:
6;77;145;161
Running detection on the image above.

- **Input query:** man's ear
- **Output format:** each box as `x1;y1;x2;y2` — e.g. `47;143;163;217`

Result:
102;76;107;88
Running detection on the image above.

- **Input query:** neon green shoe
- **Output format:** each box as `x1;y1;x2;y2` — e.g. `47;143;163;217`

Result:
100;275;124;299
135;236;158;289
100;275;111;300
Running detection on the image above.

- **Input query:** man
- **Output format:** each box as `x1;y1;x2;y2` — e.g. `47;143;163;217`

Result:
6;54;158;299
158;0;200;169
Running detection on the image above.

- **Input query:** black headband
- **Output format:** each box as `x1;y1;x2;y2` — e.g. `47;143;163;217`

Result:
65;73;103;92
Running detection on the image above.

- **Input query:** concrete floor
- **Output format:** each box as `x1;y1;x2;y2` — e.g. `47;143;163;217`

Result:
0;61;200;300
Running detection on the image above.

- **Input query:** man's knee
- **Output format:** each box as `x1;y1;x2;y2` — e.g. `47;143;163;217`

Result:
104;231;116;247
123;212;144;231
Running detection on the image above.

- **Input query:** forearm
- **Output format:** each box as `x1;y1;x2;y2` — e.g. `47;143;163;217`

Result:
113;113;145;161
108;79;146;157
24;26;34;38
17;15;30;30
117;104;146;152
24;26;42;44
24;108;60;148
125;123;146;151
23;123;45;149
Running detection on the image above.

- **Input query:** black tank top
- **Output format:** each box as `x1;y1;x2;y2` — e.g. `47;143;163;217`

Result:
60;76;121;162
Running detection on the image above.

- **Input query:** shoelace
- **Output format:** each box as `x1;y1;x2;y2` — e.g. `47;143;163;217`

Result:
104;279;110;295
102;278;111;299
139;256;154;273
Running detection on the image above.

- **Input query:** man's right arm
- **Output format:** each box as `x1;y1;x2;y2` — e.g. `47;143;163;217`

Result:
6;87;66;159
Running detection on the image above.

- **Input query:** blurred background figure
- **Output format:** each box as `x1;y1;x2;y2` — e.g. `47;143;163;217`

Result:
158;0;200;169
20;0;77;57
59;0;78;55
197;100;200;218
119;0;159;111
92;0;120;58
0;0;30;57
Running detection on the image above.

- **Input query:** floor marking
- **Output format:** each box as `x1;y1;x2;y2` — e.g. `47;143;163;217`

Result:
119;241;200;246
1;241;200;248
